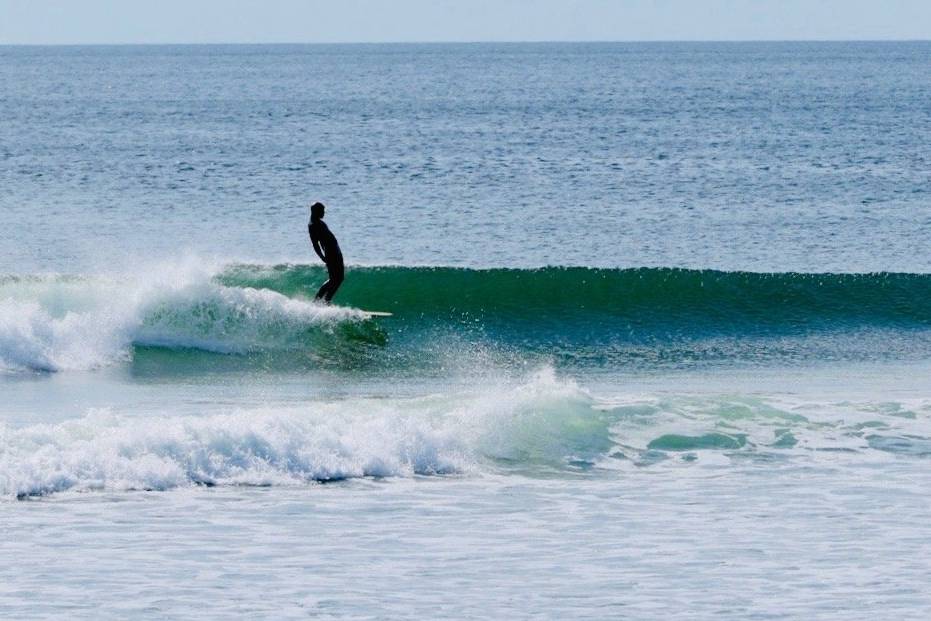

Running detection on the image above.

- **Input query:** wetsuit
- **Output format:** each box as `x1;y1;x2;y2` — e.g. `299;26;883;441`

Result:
309;218;344;302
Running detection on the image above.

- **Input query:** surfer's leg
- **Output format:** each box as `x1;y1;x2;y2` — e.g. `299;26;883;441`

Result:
323;264;344;302
314;280;332;301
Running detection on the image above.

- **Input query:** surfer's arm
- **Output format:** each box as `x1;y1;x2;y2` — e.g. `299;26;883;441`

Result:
313;241;326;262
309;227;326;262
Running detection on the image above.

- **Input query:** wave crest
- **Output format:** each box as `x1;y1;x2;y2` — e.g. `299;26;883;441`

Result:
3;261;931;372
0;262;367;372
0;368;610;498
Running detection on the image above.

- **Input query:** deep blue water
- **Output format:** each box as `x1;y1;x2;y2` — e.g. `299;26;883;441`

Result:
2;42;929;271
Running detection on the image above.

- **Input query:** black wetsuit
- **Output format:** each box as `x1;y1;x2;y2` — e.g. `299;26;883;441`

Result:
309;218;344;302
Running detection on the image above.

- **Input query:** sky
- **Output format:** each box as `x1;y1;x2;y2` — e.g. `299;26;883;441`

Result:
1;0;930;45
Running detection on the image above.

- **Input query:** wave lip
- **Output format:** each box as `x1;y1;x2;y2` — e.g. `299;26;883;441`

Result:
0;263;368;372
135;280;367;354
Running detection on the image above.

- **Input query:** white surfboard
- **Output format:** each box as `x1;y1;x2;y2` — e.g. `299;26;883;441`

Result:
359;310;393;318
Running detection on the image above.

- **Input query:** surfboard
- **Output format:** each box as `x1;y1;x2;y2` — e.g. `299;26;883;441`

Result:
360;310;393;318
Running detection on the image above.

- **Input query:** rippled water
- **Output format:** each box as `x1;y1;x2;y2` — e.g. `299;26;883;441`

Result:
2;42;930;272
2;42;931;619
5;464;931;619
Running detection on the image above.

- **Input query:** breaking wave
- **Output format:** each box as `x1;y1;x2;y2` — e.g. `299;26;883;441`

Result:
4;366;931;499
1;368;612;498
1;261;930;372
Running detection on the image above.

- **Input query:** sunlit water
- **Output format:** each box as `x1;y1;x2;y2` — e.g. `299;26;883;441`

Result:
1;42;930;619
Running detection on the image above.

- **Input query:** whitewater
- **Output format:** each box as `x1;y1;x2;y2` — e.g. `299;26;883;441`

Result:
0;260;369;372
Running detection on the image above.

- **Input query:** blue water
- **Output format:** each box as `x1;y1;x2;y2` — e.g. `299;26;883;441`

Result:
2;42;931;619
3;42;930;272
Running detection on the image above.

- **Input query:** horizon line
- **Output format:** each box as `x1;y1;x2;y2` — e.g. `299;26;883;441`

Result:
2;38;930;48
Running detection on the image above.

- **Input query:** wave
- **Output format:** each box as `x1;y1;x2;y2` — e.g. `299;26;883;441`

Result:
1;261;930;372
0;369;613;498
221;264;931;367
0;261;378;372
219;264;931;329
5;367;931;499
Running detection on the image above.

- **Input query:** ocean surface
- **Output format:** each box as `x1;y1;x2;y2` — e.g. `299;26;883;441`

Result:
1;42;930;619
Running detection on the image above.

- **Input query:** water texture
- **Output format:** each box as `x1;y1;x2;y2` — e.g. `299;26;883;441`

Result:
1;42;930;619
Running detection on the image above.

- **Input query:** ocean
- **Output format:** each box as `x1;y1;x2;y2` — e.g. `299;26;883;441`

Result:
1;42;930;619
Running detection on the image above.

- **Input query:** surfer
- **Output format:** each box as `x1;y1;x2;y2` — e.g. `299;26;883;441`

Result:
308;201;344;302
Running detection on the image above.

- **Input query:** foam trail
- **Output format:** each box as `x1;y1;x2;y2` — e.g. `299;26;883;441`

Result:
0;368;612;498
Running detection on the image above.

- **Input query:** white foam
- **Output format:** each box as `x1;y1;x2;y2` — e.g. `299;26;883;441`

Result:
0;259;359;372
0;368;606;498
0;406;465;498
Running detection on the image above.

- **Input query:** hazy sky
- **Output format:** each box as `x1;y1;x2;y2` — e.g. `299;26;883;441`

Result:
1;0;930;45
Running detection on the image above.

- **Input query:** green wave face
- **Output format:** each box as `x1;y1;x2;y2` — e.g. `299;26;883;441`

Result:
220;265;931;328
210;264;931;370
4;265;931;373
219;264;931;333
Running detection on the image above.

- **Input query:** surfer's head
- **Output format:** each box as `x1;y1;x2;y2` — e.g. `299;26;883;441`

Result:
310;202;325;220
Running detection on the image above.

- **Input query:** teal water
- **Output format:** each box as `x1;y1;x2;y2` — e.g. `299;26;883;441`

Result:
2;43;931;619
3;264;931;374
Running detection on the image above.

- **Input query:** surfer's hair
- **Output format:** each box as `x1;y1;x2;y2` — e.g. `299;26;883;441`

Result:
310;202;325;218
